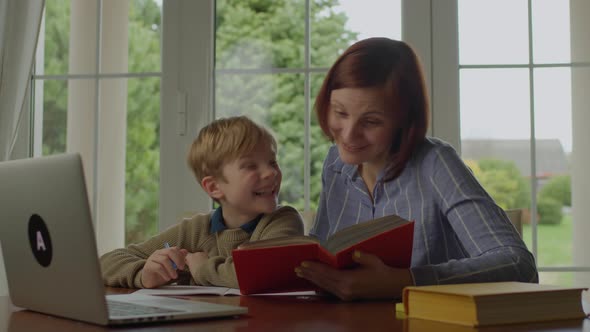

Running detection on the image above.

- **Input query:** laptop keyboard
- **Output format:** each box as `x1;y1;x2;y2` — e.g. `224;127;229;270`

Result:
107;299;184;317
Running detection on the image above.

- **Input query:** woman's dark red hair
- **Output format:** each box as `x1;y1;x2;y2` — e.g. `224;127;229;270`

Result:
314;38;430;181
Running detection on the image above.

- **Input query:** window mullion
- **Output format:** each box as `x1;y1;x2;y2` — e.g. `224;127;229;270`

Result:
526;0;539;261
304;0;311;217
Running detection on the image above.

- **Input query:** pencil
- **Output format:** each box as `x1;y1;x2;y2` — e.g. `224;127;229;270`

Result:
163;242;178;270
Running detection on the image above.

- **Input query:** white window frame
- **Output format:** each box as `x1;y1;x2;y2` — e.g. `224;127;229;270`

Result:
160;0;215;230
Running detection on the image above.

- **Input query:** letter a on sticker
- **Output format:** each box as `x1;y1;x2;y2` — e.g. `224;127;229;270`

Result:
36;231;47;251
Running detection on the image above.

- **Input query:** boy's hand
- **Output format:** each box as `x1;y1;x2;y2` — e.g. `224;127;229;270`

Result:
185;252;209;276
141;247;188;289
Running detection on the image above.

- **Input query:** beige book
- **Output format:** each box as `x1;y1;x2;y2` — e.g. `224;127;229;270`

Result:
403;281;587;327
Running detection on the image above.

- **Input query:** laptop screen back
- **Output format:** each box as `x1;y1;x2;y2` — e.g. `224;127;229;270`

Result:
0;153;110;325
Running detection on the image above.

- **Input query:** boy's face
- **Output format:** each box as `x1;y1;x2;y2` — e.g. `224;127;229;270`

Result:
213;142;282;223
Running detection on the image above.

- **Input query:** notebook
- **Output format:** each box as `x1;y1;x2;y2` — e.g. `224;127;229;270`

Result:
0;153;247;325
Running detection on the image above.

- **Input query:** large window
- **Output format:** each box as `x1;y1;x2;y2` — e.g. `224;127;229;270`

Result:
28;0;590;291
214;0;401;230
32;0;162;251
457;0;590;286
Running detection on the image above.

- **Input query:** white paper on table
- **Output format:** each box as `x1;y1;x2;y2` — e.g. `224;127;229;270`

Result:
248;290;318;296
133;285;241;296
133;285;317;297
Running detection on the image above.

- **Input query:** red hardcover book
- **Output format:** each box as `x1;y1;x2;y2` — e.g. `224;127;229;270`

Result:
232;215;414;295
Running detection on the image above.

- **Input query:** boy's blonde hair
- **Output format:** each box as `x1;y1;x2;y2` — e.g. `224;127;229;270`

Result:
187;116;277;183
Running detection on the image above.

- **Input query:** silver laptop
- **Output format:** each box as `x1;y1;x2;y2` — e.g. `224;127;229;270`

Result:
0;153;247;325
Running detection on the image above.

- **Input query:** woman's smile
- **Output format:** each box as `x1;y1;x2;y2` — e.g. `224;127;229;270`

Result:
341;142;368;153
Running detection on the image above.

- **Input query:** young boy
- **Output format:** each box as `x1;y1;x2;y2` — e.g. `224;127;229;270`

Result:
100;116;304;289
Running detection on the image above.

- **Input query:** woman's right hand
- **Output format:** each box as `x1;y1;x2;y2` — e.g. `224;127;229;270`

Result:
296;250;414;301
140;246;188;288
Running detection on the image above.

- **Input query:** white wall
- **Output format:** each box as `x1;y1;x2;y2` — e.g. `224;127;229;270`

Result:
159;0;214;231
571;0;590;287
0;246;7;296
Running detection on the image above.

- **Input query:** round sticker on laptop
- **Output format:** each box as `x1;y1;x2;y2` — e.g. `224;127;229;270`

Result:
28;214;53;267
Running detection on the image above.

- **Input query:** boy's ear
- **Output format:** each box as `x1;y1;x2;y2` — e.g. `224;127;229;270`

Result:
201;176;224;200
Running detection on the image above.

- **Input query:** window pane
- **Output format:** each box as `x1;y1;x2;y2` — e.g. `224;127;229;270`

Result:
310;73;331;212
311;0;401;68
523;215;572;269
127;0;162;73
125;77;161;245
215;0;305;69
460;69;530;141
532;0;571;64
39;1;162;75
38;1;74;75
39;79;98;156
533;67;572;266
40;79;69;155
458;0;529;64
460;69;532;242
537;272;590;289
534;68;572;153
216;73;305;210
38;0;100;75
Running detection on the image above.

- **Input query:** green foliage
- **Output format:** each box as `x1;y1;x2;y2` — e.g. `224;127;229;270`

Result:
538;175;571;207
468;158;570;226
215;0;355;212
124;0;162;244
41;1;70;155
536;196;563;225
41;0;162;244
522;214;572;286
469;158;531;210
41;0;353;244
534;175;570;226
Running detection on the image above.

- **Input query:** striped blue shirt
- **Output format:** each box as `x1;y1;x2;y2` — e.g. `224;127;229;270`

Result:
310;138;538;286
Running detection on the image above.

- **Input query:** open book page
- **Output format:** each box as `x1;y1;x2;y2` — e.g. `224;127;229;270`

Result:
238;214;411;253
237;235;319;250
232;216;414;294
324;214;411;253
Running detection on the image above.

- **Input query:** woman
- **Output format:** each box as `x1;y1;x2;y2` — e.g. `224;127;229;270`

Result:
296;37;538;301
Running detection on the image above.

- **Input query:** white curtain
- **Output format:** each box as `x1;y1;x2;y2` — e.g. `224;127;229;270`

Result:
0;0;45;297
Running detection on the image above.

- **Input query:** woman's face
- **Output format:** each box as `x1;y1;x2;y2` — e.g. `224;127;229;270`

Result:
328;87;399;169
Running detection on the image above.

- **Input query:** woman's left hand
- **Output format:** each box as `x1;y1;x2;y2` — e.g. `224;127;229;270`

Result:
295;251;414;301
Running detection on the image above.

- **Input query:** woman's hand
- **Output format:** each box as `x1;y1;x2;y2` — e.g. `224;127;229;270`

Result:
141;246;188;289
295;251;414;301
185;251;210;277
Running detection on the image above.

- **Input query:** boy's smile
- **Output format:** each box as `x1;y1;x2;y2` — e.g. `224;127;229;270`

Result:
253;185;278;197
212;143;282;227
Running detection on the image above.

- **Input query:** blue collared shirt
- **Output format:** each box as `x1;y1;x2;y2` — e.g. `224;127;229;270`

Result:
209;207;262;234
310;138;538;286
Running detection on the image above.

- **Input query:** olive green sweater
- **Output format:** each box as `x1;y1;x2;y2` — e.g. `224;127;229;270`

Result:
100;206;303;289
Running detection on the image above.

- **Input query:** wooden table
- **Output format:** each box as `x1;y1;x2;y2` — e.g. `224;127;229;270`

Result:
0;288;588;332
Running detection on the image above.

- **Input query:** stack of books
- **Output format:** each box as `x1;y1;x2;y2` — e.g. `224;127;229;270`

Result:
403;282;587;327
